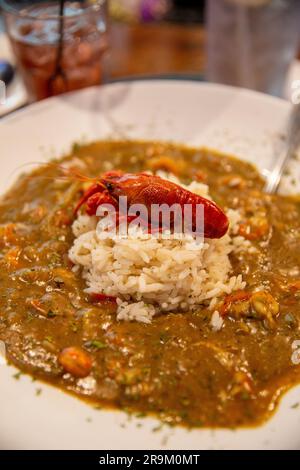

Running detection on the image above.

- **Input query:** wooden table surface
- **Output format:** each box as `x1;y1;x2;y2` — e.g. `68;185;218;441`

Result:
109;21;205;79
0;18;205;80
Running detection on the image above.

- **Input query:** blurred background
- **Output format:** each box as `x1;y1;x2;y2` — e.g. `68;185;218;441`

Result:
0;0;300;115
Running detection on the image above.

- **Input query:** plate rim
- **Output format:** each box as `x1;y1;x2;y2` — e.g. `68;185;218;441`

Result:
1;79;290;125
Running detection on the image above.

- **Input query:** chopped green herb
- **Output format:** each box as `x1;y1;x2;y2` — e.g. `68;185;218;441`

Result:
35;388;42;396
48;253;61;267
70;322;79;333
179;410;189;420
84;339;107;351
72;142;81;153
291;402;299;409
240;391;251;401
159;332;170;344
122;407;133;418
44;335;54;343
53;277;64;288
285;313;295;324
180;398;191;407
152;424;164;433
47;310;57;318
192;420;204;427
13;371;22;380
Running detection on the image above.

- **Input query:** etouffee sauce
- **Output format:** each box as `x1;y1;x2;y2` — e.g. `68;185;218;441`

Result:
1;140;300;428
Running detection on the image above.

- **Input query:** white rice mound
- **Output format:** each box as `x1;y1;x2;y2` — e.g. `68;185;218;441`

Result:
69;173;249;324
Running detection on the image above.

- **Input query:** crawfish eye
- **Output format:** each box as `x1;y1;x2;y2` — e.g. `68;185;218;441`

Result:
106;182;114;191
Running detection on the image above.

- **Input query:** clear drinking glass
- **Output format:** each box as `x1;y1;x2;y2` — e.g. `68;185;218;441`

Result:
1;0;108;101
205;0;300;96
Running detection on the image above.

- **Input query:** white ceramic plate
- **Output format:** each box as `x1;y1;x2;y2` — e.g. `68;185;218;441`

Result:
1;81;300;450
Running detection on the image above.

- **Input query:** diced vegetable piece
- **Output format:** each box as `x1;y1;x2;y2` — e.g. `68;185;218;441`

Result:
289;280;300;292
230;370;254;397
220;290;279;327
220;290;251;317
52;267;77;287
218;174;246;189
53;209;72;227
146;156;186;175
90;293;117;303
26;298;47;315
4;247;22;269
194;169;208;182
238;215;269;240
250;291;279;326
58;346;92;378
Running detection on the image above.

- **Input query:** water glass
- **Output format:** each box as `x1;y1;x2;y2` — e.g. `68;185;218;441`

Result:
1;0;108;101
206;0;300;96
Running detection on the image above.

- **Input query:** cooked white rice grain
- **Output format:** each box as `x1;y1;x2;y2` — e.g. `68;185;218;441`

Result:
210;311;224;332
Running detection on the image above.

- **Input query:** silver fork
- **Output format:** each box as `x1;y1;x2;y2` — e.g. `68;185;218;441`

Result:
265;103;300;194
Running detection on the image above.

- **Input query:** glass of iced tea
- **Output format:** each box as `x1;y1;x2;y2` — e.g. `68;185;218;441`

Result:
1;0;108;101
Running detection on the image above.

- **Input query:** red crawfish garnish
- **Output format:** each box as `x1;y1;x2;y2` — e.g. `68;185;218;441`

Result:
74;170;229;239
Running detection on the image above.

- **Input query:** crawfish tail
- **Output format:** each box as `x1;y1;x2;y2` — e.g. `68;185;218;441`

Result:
164;188;229;239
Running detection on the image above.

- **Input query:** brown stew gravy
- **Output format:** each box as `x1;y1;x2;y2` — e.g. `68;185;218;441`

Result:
1;141;300;428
